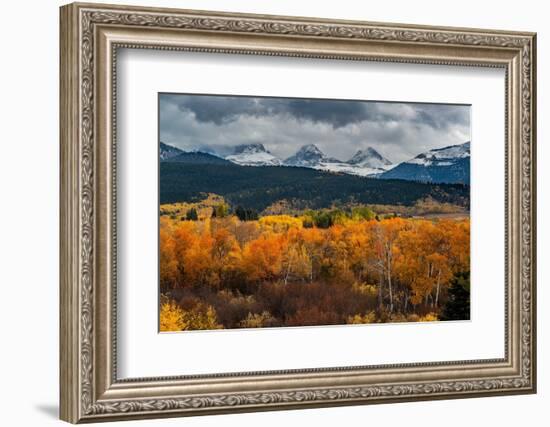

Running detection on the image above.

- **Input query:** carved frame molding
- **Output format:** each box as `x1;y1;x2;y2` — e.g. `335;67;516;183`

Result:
60;2;536;423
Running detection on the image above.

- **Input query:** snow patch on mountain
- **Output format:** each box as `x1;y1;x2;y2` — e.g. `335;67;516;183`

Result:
163;140;469;184
160;142;184;160
379;141;470;184
347;147;392;169
406;142;470;166
225;143;282;166
284;144;340;167
284;144;394;176
312;162;388;177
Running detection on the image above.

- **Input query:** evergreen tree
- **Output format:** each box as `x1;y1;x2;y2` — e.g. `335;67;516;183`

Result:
235;206;258;221
235;206;245;220
186;207;198;221
214;203;229;218
247;209;259;221
441;271;470;321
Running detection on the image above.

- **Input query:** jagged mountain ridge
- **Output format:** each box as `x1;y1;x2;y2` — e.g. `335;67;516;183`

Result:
379;142;470;184
225;143;282;166
348;147;392;169
282;144;394;177
164;151;231;165
159;142;184;160
283;144;341;167
159;141;471;184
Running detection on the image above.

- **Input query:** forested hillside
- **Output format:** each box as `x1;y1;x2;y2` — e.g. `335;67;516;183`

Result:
160;163;470;212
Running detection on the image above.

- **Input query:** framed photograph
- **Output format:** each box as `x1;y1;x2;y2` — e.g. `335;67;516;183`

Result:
60;2;537;423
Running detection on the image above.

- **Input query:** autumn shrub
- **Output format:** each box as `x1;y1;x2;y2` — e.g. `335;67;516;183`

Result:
418;312;439;322
213;290;262;328
351;282;378;298
159;295;222;331
159;296;186;332
347;311;377;324
172;296;222;330
406;313;420;322
286;306;340;327
239;311;278;328
255;282;288;320
184;304;222;330
388;312;409;323
254;281;375;326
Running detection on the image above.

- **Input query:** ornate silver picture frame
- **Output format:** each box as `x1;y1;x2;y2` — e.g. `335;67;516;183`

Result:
60;2;536;423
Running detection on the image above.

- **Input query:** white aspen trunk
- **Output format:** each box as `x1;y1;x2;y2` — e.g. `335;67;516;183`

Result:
387;249;393;313
435;269;442;307
284;252;293;286
378;272;384;310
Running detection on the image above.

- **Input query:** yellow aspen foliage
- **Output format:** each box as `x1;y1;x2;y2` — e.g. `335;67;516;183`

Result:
347;311;377;324
159;296;222;331
181;304;223;330
418;312;439;322
159;298;186;332
351;282;378;298
159;197;470;328
159;228;179;289
259;215;302;232
239;311;276;328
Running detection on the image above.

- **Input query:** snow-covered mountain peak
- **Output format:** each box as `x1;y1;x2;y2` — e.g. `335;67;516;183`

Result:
160;142;184;160
232;143;268;155
348;147;392;169
380;141;471;184
284;144;336;167
298;144;324;156
283;144;396;176
406;141;470;166
430;141;470;159
225;143;281;166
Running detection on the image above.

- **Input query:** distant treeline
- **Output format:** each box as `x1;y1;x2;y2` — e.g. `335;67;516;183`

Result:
160;163;470;212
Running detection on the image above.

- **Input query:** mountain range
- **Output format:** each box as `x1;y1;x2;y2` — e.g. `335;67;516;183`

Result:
378;142;470;184
160;140;470;185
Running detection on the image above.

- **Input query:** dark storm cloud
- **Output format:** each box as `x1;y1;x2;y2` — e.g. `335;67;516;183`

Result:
159;93;470;162
283;99;369;128
415;104;470;129
160;94;469;131
162;94;368;128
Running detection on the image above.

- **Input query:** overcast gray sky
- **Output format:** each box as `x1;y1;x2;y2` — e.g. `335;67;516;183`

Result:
159;93;470;163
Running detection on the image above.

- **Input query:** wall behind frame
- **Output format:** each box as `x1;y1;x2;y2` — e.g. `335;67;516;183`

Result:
0;0;545;426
